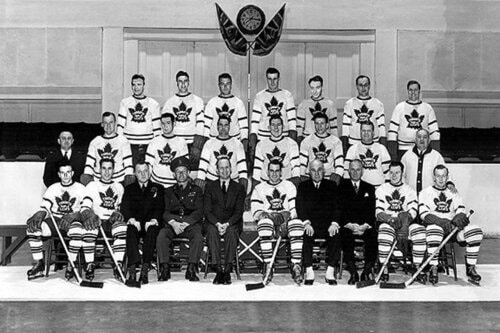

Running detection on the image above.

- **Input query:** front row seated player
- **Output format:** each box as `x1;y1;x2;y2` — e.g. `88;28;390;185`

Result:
375;161;427;283
418;164;483;285
26;161;85;280
251;159;305;285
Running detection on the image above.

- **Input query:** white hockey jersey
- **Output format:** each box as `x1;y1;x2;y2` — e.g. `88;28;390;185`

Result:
299;133;344;177
251;179;297;220
41;182;86;219
375;182;418;220
81;180;124;220
297;97;337;137
251;89;296;138
342;96;386;144
418;186;466;220
253;136;300;181
117;96;161;145
197;137;247;181
162;93;204;144
344;142;391;187
204;95;248;140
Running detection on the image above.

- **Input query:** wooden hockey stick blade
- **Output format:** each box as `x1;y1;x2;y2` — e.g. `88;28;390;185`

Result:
80;280;104;288
379;282;406;289
245;282;265;291
356;279;376;289
125;279;141;288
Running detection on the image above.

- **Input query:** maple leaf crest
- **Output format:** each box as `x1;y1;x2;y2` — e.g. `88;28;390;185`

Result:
264;96;284;116
158;143;177;166
216;103;235;119
309;102;327;117
128;102;148;123
312;142;332;163
265;188;287;211
99;187;118;210
354;104;374;123
173;102;192;123
404;109;425;129
385;190;406;212
433;191;452;213
55;191;76;214
359;148;379;170
97;143;118;161
266;146;286;163
213;144;233;160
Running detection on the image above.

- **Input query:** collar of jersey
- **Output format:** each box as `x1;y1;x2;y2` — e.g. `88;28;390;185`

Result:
265;89;282;93
216;136;231;141
405;100;422;106
176;92;192;98
311;96;324;102
314;132;330;139
432;185;446;191
99;179;114;185
362;141;375;147
162;134;175;139
266;180;283;186
270;136;284;142
132;95;147;100
60;181;75;188
218;94;234;99
357;96;372;101
102;133;118;140
390;182;404;188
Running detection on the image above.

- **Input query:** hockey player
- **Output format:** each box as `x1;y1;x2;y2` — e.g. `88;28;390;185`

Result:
251;160;305;285
79;158;126;280
253;115;300;187
203;73;248;151
162;71;205;168
81;112;135;186
344;121;391;187
146;113;189;188
418;165;482;285
297;75;337;144
342;75;386;153
300;113;344;185
26;161;85;280
387;80;440;161
375;161;427;283
117;74;161;165
196;116;247;191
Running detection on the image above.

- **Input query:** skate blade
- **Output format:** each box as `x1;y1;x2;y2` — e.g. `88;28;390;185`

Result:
27;274;45;281
468;279;481;286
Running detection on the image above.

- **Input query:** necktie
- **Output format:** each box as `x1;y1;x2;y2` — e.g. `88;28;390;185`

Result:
64;151;69;160
354;183;359;194
222;182;227;194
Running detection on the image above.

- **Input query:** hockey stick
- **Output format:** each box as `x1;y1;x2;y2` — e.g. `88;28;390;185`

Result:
47;211;103;288
246;235;282;291
98;225;140;288
380;209;474;289
357;239;398;288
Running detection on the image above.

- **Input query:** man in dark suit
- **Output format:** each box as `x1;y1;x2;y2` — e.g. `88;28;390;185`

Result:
121;161;164;284
203;157;245;285
156;156;204;282
43;131;85;187
339;159;377;285
297;159;342;285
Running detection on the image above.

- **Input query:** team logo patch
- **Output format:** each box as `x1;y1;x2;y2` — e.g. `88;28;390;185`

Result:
128;102;148;123
214;145;233;160
173;102;192;122
216;103;235;119
309;102;327;117
158;143;177;166
359;149;379;170
99;187;118;210
386;190;405;212
405;109;425;129
97;143;118;161
266;146;286;163
266;188;286;211
434;192;452;213
55;191;76;214
354;104;374;123
265;96;284;117
312;142;331;163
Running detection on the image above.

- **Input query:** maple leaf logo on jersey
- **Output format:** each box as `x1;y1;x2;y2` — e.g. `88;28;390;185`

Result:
385;190;406;212
97;143;118;161
128;102;148;123
173;102;192;123
99;187;118;210
264;96;284;116
354;104;374;123
55;191;76;214
312;142;331;163
309;102;327;117
359;149;379;170
405;109;425;129
266;188;286;211
434;192;452;213
214;145;233;160
216;103;235;119
266;146;286;163
157;143;177;166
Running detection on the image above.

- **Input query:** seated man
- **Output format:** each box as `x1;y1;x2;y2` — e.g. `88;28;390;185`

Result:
297;159;342;285
251;160;305;285
121;162;164;284
418;164;482;285
375;161;427;283
79;158;126;280
203;157;245;285
157;156;204;282
26;161;85;280
339;159;377;285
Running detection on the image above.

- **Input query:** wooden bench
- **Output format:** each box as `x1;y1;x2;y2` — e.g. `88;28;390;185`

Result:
0;225;28;265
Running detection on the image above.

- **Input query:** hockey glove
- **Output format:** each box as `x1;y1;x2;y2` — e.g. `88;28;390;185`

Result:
269;212;285;226
397;211;413;237
425;214;452;234
109;211;124;225
451;213;470;230
26;210;47;233
389;217;402;231
81;209;99;230
59;212;81;232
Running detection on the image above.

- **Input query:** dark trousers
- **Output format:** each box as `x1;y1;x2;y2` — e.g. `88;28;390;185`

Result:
302;229;341;268
156;224;203;264
203;223;240;266
130;144;147;166
341;227;378;270
126;224;159;268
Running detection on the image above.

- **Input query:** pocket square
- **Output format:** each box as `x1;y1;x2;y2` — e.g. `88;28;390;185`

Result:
364;192;369;197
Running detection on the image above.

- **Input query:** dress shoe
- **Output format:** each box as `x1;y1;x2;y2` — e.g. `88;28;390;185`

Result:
158;263;170;282
186;263;200;282
139;263;150;285
348;271;359;285
223;271;232;285
213;267;223;285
